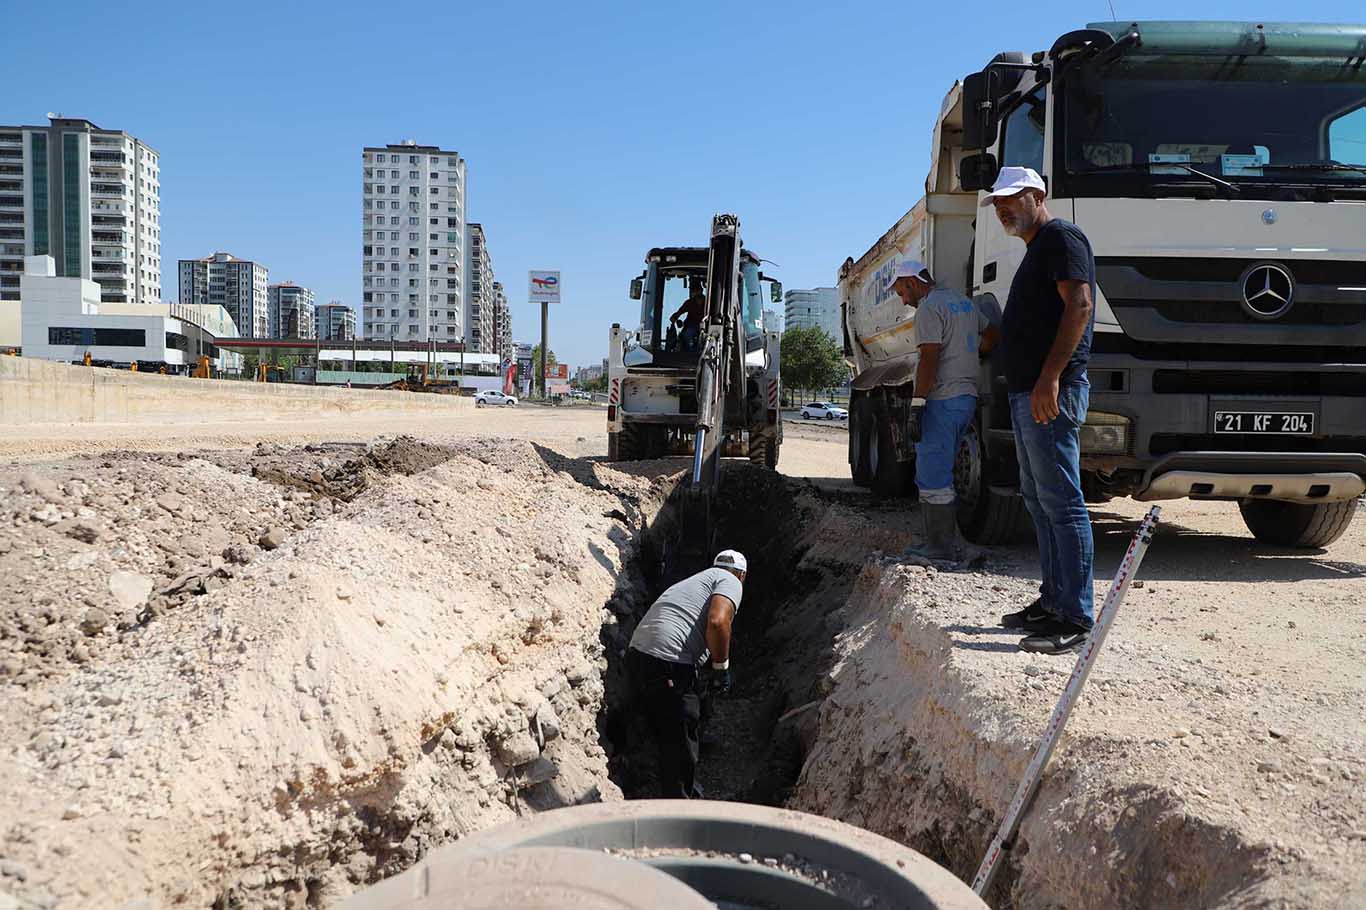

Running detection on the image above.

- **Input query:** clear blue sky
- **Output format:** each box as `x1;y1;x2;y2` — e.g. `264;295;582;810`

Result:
5;1;1360;369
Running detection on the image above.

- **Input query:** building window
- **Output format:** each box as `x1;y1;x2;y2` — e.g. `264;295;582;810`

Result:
390;170;399;179
31;133;48;255
62;134;82;276
49;327;147;347
409;170;419;179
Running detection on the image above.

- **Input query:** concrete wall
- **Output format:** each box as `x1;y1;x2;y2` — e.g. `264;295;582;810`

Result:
0;356;471;425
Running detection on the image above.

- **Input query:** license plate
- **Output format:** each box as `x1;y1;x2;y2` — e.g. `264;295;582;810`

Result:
1213;411;1315;435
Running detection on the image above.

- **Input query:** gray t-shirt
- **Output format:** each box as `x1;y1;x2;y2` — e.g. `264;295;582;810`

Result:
915;287;990;400
629;567;743;666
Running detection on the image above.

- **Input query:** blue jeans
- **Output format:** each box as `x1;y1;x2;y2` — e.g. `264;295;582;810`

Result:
914;394;976;504
1009;382;1094;628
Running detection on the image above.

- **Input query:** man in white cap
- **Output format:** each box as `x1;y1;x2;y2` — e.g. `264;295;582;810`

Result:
627;549;746;798
890;260;997;560
980;166;1096;655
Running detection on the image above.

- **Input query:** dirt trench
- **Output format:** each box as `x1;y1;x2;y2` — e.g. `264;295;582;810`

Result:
2;442;1356;909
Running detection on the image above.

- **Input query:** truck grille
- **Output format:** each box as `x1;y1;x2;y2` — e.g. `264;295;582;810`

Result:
1152;370;1366;397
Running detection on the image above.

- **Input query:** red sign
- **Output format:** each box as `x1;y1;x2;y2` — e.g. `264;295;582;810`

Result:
544;363;568;379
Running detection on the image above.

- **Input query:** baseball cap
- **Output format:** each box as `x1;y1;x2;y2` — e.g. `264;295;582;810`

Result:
892;259;932;283
980;166;1047;207
714;549;747;573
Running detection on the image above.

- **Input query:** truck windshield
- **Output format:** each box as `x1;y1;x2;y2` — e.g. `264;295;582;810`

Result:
1061;55;1366;198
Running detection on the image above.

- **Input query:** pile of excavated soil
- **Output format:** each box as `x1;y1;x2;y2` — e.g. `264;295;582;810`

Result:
0;438;670;908
789;513;1366;909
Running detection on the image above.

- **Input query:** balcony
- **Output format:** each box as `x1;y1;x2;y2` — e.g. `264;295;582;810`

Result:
0;133;21;146
91;183;130;199
92;261;127;275
0;195;21;209
0;149;21;160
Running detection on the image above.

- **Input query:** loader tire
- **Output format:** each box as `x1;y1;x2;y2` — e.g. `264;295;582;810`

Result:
1238;498;1358;549
615;423;644;461
749;434;779;470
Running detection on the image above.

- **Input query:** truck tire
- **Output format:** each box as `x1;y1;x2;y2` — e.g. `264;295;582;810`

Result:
1238;498;1358;548
850;397;872;487
955;419;1031;544
870;401;913;499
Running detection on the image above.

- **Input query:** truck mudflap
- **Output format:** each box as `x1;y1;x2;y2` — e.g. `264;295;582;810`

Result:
1137;451;1366;504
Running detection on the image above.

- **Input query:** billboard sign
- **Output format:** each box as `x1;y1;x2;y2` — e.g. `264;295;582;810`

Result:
529;270;561;305
544;363;568;380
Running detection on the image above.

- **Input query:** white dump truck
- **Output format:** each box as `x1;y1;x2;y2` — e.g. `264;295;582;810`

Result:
841;20;1366;546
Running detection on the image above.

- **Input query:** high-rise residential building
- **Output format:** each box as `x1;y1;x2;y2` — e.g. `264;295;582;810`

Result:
317;302;356;341
178;252;269;338
783;287;841;341
361;140;467;343
267;282;315;339
492;280;512;358
0;116;162;307
465;223;496;353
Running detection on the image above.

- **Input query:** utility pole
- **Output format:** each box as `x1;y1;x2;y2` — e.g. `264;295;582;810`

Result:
540;299;548;400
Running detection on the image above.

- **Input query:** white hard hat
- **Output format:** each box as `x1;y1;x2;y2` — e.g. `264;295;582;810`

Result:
892;259;931;283
980;166;1047;207
714;550;747;573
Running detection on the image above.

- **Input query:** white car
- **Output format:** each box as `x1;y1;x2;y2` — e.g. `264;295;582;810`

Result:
800;401;848;420
475;390;518;407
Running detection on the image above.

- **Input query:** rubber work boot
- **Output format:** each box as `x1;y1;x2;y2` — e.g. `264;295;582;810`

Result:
904;502;960;562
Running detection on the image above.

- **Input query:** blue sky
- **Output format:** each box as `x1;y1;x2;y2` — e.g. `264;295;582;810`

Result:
6;1;1361;369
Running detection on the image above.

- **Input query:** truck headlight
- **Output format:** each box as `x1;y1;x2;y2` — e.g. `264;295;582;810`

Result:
1080;411;1131;455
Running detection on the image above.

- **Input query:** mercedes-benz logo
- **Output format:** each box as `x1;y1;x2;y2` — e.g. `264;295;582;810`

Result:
1239;262;1295;320
1261;208;1277;225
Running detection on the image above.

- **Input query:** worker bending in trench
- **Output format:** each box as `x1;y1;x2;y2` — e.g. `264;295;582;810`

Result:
892;260;998;560
626;550;745;798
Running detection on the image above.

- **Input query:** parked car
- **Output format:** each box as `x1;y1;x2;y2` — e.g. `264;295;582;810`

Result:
475;390;518;407
800;401;847;420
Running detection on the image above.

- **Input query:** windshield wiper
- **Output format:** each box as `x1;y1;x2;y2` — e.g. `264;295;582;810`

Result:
1071;163;1240;195
1259;162;1366;176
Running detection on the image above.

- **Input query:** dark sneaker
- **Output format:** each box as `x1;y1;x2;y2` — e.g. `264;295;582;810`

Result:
1001;598;1052;631
1019;618;1092;655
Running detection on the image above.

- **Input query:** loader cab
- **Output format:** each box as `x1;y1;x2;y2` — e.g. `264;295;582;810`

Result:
626;246;772;368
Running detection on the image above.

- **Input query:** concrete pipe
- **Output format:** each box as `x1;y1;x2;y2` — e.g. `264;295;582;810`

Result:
341;801;988;910
340;845;714;909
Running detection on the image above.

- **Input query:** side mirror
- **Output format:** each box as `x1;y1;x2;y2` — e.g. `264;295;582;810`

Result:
959;153;1000;192
629;277;643;300
961;71;1000;150
769;280;783;304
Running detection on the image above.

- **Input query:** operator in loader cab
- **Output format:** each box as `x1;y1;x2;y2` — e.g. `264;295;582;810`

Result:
670;275;707;352
626;550;745;799
891;260;997;561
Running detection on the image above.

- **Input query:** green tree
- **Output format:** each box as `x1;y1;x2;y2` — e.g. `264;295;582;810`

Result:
531;345;558;394
780;326;848;402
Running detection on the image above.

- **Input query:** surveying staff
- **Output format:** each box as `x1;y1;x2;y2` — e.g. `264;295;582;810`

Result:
984;166;1096;655
626;550;746;798
892;260;998;560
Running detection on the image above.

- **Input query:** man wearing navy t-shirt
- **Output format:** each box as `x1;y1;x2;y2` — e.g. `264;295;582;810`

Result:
984;167;1096;655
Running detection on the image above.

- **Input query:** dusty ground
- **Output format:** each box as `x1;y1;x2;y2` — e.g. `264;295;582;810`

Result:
0;404;1362;908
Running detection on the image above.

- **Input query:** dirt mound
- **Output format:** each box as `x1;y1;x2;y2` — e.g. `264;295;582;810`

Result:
0;440;667;908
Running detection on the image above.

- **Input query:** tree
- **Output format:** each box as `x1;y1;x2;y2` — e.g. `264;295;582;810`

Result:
531;345;558;394
780;326;848;401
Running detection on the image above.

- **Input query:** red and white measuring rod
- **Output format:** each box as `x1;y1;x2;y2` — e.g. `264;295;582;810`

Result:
971;505;1162;897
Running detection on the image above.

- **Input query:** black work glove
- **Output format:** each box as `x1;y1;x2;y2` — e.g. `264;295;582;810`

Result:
709;666;732;697
907;401;926;443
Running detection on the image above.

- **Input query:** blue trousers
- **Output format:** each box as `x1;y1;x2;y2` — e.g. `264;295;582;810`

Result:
1008;382;1095;628
914;394;977;504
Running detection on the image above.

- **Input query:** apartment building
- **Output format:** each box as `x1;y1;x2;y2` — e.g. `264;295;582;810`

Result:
317;301;356;341
361;141;467;342
178;252;269;338
267;282;315;339
0;116;162;307
465;223;496;353
783;287;841;341
491;280;511;358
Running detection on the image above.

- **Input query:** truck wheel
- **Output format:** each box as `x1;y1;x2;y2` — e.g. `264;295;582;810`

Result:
870;401;912;499
1238;498;1358;548
955;419;1031;544
850;397;872;487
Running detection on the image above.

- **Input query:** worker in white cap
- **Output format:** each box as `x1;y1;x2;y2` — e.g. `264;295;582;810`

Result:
981;166;1098;656
627;550;746;798
890;259;997;560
